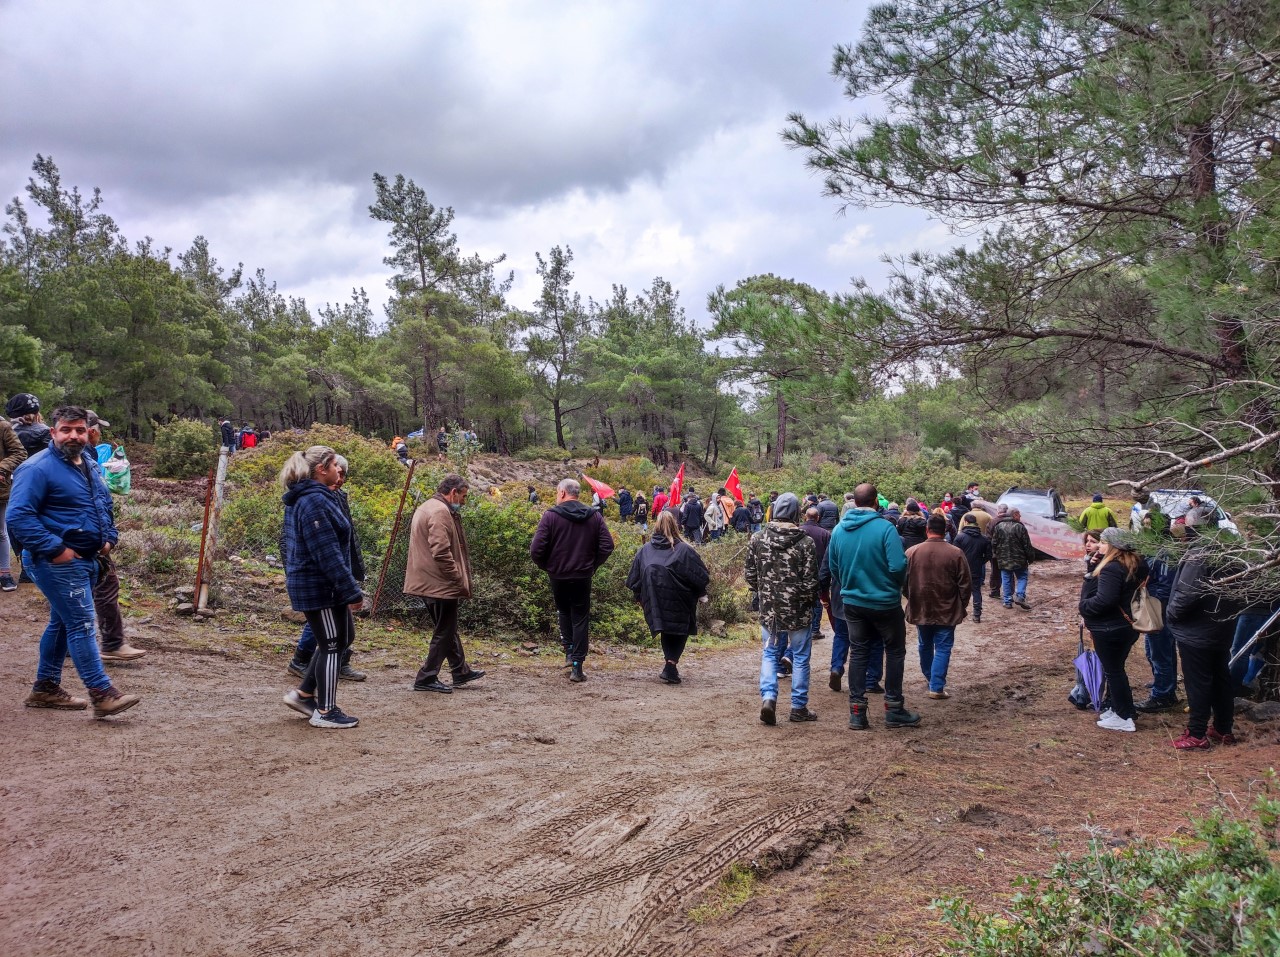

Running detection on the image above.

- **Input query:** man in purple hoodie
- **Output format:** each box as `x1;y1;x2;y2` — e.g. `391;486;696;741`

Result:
530;478;615;683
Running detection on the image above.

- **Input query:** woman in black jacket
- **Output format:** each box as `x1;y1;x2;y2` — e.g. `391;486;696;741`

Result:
1078;527;1149;733
625;510;710;684
897;499;928;550
1166;547;1242;750
954;513;992;623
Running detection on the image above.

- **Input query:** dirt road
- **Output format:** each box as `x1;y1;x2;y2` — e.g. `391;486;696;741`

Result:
4;561;1278;956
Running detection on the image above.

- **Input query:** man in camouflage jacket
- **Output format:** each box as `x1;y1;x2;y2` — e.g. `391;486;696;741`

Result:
989;508;1035;610
745;492;818;726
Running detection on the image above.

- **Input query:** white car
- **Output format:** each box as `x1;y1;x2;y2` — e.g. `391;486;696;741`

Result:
1146;489;1239;535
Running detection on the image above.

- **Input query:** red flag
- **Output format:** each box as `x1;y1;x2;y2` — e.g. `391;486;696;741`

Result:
580;473;616;499
668;462;685;507
724;467;743;503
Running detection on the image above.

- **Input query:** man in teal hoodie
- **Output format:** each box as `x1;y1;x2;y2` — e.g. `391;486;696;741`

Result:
827;482;919;730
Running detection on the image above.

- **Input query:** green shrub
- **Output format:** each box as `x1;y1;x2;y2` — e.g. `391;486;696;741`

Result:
936;786;1280;956
696;536;751;629
153;418;219;479
226;424;405;490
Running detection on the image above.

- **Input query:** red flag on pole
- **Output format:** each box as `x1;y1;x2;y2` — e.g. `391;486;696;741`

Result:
724;467;743;503
580;473;616;500
668;462;685;507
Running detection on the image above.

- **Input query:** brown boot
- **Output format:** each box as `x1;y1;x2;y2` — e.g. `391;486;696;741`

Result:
101;644;147;662
25;680;88;710
89;684;141;719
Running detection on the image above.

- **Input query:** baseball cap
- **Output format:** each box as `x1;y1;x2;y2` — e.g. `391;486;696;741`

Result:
86;409;111;428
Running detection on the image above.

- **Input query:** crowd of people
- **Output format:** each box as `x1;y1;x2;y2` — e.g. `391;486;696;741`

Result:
3;394;1273;749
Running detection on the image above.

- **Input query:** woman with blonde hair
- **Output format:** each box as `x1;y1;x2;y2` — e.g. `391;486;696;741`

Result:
279;445;364;729
1078;527;1149;733
625;510;710;684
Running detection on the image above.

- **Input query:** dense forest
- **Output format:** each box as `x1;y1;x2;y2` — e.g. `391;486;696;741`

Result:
4;0;1280;533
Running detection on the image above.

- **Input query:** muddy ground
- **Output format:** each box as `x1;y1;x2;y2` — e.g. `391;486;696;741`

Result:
4;560;1279;957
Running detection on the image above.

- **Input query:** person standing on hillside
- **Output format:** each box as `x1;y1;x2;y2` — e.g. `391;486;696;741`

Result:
435;426;449;462
626;510;710;685
618;486;633;523
279;445;363;728
828;482;918;731
8;405;140;718
405;474;485;695
681;493;705;544
990;507;1035;610
0;414;28;591
652;485;668;517
746;492;819;726
530;478;615;683
905;513;971;699
84;411;146;663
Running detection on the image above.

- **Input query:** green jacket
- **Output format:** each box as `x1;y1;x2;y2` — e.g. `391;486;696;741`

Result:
1079;501;1117;531
990;516;1035;570
745;522;818;633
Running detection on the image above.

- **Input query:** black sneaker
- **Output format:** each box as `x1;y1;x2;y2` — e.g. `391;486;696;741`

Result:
1014;598;1032;610
452;669;485;687
659;662;681;684
1135;694;1179;713
789;707;818;722
866;683;885;695
310;706;359;729
777;660;793;678
413;678;453;693
339;664;368;682
0;574;16;592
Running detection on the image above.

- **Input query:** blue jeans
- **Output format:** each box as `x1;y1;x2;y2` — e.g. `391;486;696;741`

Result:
830;615;880;688
1001;568;1028;604
917;625;956;693
25;553;110;691
1143;625;1179;699
1230;613;1270;691
760;622;812;709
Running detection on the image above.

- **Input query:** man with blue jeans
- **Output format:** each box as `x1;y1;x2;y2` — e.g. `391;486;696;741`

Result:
6;405;140;718
989;508;1035;610
1136;551;1180;712
828;482;919;730
746;492;819;725
904;514;971;699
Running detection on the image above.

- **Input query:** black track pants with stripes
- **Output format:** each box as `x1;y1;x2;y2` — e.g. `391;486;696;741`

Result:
299;606;353;712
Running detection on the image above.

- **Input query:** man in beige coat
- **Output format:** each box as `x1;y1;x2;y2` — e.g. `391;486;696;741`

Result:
406;474;485;694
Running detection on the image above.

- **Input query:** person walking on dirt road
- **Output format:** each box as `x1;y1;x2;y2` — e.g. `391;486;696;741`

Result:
405;473;486;694
279;445;364;729
530;478;616;683
746;492;819;725
827;482;918;731
625;510;710;684
904;513;971;700
990;507;1035;610
7;405;140;719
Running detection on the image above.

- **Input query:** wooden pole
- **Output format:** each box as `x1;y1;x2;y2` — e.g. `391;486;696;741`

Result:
197;448;230;611
192;466;215;604
372;459;417;615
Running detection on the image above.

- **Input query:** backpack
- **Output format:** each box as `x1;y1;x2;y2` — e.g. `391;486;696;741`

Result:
748;500;765;523
1128;578;1163;633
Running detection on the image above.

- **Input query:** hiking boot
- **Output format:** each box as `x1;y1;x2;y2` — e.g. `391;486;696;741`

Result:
866;683;885;695
1097;712;1136;732
413;678;453;694
25;680;88;710
760;697;777;726
972;613;981;623
848;702;870;730
452;669;485;687
1014;598;1032;610
309;706;359;729
283;689;318;716
1207;728;1238;745
569;663;586;683
828;670;842;693
1173;729;1210;750
927;690;950;700
339;663;368;682
0;573;16;592
884;697;921;728
789;706;818;722
89;685;141;719
1135;694;1179;713
659;661;681;685
100;644;147;662
287;658;310;679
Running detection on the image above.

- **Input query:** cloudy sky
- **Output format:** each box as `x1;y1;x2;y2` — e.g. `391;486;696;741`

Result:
1;0;948;325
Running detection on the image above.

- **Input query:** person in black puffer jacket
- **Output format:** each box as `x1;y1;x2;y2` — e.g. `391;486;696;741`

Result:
625;510;710;684
1165;542;1244;750
953;514;992;622
897;499;928;551
1078;527;1149;733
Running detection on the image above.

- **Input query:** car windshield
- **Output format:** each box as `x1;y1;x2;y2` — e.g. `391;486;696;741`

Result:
1000;492;1055;517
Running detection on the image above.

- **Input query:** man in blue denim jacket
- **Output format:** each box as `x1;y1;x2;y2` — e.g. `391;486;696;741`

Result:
6;405;140;718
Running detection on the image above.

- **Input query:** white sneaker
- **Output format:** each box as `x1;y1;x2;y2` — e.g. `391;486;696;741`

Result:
1096;709;1116;724
1098;712;1136;732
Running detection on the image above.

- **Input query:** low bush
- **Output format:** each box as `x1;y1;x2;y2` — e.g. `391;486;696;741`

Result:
152;418;219;479
935;786;1280;956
